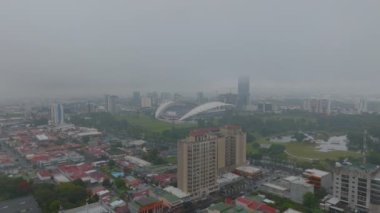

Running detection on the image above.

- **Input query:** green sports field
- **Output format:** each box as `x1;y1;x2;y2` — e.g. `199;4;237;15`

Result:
118;114;194;132
284;142;360;161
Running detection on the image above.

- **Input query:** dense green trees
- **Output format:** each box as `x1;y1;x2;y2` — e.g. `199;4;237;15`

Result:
102;178;112;188
218;111;380;138
294;132;306;142
0;176;95;213
114;177;126;189
142;148;166;165
0;175;31;201
367;152;380;165
303;192;320;212
71;112;191;144
347;132;365;151
33;181;92;213
71;111;380;144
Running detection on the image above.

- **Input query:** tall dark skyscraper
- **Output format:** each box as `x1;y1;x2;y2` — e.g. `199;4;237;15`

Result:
132;91;141;107
238;76;250;108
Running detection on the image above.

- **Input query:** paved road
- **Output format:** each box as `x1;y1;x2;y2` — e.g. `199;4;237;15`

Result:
284;150;317;162
0;196;42;213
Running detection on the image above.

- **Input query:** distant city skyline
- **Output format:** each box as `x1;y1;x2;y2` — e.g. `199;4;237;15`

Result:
1;1;380;101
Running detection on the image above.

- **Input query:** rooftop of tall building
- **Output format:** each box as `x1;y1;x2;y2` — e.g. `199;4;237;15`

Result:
335;161;380;174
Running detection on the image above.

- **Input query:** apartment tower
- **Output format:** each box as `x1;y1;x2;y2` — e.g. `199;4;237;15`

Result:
105;95;118;114
333;163;380;212
177;126;246;200
50;103;64;126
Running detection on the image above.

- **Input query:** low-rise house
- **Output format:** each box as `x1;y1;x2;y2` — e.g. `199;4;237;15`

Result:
150;188;183;213
234;166;263;179
128;196;164;213
303;168;332;192
236;196;278;213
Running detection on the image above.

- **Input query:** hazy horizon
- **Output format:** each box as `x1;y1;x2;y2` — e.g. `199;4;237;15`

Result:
1;0;380;101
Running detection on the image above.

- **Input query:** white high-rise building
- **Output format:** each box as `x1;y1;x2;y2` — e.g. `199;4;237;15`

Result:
51;103;64;126
140;96;152;108
357;98;368;114
303;98;331;115
105;95;118;114
332;163;380;212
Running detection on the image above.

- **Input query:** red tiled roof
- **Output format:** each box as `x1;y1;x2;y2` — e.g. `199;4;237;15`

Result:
31;155;50;162
38;170;52;177
236;196;252;206
153;173;176;182
236;197;277;213
115;205;129;213
58;163;93;180
257;205;277;213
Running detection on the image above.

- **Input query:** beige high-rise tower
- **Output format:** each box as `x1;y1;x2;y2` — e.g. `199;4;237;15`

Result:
218;126;247;174
177;126;246;200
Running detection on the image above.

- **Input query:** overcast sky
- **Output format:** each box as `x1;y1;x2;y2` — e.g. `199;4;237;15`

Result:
1;0;380;100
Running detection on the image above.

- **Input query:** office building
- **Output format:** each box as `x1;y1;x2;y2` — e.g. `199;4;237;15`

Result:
177;126;246;200
196;92;206;104
238;76;250;109
357;98;368;114
140;96;152;108
51;103;64;126
133;92;141;107
257;103;273;113
285;176;314;204
303;98;331;115
218;126;247;174
147;92;159;107
86;102;96;113
260;176;314;204
105;95;118;114
331;163;380;212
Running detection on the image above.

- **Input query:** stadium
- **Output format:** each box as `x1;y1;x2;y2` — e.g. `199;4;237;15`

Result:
155;101;234;123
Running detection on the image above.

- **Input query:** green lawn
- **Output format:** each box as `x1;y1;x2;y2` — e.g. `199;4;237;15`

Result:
118;114;193;132
284;142;361;161
246;142;258;156
247;131;361;164
165;156;177;164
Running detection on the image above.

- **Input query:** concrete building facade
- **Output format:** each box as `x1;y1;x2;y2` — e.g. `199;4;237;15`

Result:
332;163;380;212
303;98;331;115
105;95;118;114
50;103;64;126
303;168;332;193
177;126;246;200
237;76;250;109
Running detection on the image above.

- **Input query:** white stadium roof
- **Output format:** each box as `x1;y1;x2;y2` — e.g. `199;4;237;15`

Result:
179;101;233;121
155;101;175;119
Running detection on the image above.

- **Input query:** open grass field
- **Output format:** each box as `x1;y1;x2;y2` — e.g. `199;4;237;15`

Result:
165;156;177;164
118;114;194;132
284;142;361;162
248;133;361;163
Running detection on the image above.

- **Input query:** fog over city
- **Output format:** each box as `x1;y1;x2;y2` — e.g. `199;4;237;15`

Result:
1;0;380;100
